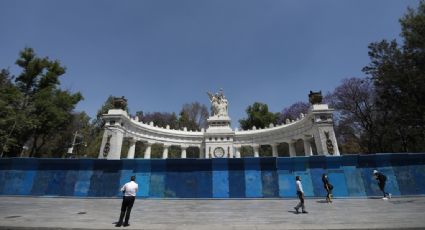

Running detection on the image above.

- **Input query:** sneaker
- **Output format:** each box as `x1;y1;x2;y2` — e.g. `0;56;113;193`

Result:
382;197;388;200
294;207;299;214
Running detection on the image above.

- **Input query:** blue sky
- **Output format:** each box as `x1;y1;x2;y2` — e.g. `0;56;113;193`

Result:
0;0;419;128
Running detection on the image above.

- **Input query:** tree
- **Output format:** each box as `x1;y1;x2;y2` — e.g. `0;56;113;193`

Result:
239;102;279;130
93;95;128;131
279;102;309;124
328;78;379;153
180;102;209;129
40;112;92;158
85;96;129;157
136;111;178;129
0;48;83;157
362;1;425;152
0;69;24;156
177;110;199;131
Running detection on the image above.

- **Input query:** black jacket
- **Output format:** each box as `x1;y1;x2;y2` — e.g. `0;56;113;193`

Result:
375;172;387;184
322;176;333;190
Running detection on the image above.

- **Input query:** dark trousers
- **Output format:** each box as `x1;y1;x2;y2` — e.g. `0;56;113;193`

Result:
379;182;389;197
118;196;135;225
295;191;305;211
325;188;332;201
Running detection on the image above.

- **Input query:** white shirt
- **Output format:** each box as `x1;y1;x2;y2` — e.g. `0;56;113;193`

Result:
296;180;304;193
121;181;138;196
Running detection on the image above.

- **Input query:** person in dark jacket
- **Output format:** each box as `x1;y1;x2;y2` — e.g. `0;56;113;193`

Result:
322;173;333;203
373;170;391;200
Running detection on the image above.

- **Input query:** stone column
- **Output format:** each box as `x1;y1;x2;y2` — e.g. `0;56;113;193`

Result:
271;143;278;157
98;126;124;160
234;145;241;158
162;144;170;159
253;144;260;157
181;145;187;158
127;139;136;159
144;142;152;159
303;138;313;156
205;147;210;159
289;141;296;157
313;127;340;156
228;146;234;158
199;145;205;159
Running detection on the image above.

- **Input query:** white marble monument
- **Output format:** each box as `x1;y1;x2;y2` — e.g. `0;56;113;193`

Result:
99;90;340;159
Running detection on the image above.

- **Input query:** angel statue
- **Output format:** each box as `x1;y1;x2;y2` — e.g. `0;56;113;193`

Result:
207;89;228;117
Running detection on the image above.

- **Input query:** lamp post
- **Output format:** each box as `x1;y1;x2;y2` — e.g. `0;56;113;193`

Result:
20;145;28;157
67;131;86;158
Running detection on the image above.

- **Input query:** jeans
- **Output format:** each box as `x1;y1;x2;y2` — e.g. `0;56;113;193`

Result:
295;191;305;211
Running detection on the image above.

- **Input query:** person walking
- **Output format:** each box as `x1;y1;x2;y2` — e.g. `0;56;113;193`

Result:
322;173;333;203
116;175;138;227
294;176;308;214
373;170;391;200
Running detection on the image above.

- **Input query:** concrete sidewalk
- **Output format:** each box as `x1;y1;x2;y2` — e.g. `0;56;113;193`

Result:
0;196;424;230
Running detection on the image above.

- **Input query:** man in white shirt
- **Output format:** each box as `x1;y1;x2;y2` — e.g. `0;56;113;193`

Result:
116;175;138;227
294;176;308;214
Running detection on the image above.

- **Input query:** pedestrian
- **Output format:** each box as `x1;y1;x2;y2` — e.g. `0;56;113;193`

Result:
116;175;138;227
322;173;333;203
373;170;391;200
294;176;308;214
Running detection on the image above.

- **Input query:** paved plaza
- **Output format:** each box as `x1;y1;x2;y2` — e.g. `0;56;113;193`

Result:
1;196;425;230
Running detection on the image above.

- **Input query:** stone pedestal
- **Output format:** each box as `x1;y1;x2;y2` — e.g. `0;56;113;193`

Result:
205;115;235;159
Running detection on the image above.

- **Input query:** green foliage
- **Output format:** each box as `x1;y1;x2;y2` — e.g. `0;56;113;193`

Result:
180;102;209;129
84;95;129;158
186;147;200;158
0;69;24;155
240;146;254;157
151;144;163;158
178;110;199;131
93;96;128;130
42;112;92;158
0;48;83;157
361;1;425;152
239;102;279;130
137;111;178;129
168;145;182;158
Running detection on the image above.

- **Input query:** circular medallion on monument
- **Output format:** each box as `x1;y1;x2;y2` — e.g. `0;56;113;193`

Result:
213;147;225;158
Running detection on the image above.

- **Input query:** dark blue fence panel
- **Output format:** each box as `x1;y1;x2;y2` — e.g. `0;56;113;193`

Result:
244;158;262;198
212;159;229;198
149;160;166;198
1;153;425;198
228;158;245;198
196;160;212;198
260;158;279;198
74;159;93;196
88;160;122;197
134;160;150;197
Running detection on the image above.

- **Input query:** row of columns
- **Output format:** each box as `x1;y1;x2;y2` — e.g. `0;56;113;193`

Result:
234;138;314;158
126;140;202;159
126;139;314;159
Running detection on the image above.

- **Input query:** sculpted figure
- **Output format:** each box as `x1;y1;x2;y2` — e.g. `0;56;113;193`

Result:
207;89;228;117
